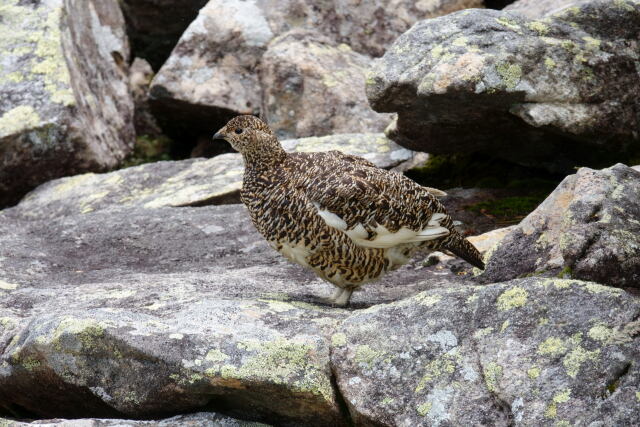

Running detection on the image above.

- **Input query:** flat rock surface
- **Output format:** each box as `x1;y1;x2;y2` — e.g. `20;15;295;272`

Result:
11;133;412;216
505;0;592;18
1;413;267;426
0;163;464;425
480;164;640;288
2;159;640;425
333;277;640;426
367;0;640;172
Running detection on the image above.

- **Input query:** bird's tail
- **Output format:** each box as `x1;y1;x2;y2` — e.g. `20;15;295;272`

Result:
443;232;485;270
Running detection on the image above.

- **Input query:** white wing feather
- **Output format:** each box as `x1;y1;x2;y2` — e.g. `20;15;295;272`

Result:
315;204;450;249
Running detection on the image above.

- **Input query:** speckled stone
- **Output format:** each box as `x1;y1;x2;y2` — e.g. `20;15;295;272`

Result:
260;30;393;139
480;164;640;288
367;0;640;172
0;0;135;208
1;413;268;426
149;0;482;142
332;277;640;426
9;133;412;218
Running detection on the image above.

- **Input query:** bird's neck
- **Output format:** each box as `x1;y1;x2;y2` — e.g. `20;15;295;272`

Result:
242;137;288;170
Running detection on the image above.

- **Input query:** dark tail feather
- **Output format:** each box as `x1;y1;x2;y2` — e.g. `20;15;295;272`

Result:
443;232;485;270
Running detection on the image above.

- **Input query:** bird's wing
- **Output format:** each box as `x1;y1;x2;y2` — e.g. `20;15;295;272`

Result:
301;153;451;249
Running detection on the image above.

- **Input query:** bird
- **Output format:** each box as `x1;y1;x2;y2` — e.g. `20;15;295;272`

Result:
213;115;484;306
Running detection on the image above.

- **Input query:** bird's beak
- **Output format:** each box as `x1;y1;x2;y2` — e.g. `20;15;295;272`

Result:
212;131;225;141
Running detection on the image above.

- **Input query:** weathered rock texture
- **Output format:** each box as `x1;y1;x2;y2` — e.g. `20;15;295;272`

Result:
119;0;209;70
149;0;483;144
333;278;640;425
0;0;135;208
505;0;592;18
1;413;267;426
2;159;640;425
260;30;393;139
13;133;412;213
129;58;163;138
367;0;640;172
0;161;463;425
481;164;640;287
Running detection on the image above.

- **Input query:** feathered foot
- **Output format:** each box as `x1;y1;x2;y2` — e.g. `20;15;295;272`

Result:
327;287;354;307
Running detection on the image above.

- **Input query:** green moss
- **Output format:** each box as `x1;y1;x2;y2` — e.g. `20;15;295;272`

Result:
496;62;522;90
545;389;571;419
416;355;457;392
205;349;229;363
415;293;442;307
497;286;528;311
121;135;173;168
527;21;550;35
544;57;557;69
381;397;395;405
23;356;41;372
468;196;544;223
588;324;614;343
51;317;106;353
582;36;601;50
496;17;521;31
500;320;510;332
557;266;573;279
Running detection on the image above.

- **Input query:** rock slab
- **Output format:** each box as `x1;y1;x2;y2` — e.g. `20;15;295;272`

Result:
367;0;640;171
480;164;640;288
333;278;640;425
149;0;484;142
260;30;393;139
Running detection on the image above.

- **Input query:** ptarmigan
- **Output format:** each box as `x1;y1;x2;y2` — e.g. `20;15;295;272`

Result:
213;115;484;306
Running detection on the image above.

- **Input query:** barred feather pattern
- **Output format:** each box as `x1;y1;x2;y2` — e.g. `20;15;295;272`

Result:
216;116;484;299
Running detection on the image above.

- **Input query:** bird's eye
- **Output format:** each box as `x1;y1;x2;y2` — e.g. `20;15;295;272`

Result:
235;128;243;134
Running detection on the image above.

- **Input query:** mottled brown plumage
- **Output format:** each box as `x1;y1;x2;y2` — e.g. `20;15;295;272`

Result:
213;115;484;306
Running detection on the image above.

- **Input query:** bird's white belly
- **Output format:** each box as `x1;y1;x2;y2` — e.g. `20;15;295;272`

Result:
274;241;311;268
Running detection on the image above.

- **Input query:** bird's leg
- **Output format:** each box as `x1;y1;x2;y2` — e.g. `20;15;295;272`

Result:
329;287;346;303
334;288;354;307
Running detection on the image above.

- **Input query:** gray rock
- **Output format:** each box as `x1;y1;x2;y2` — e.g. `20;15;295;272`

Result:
1;413;268;426
2;159;640;424
129;58;163;138
367;0;640;172
480;164;640;288
332;277;640;426
260;30;393;139
505;0;592;18
0;0;135;208
12;134;412;217
0;162;461;424
119;0;209;71
149;0;483;142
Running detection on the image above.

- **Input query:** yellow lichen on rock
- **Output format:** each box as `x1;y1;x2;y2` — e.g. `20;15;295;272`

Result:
497;286;528;311
538;337;567;356
0;106;41;138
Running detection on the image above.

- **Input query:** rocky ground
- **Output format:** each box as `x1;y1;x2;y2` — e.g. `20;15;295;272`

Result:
1;0;639;425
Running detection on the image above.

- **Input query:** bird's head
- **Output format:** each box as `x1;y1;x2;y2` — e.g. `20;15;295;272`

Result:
213;115;277;154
